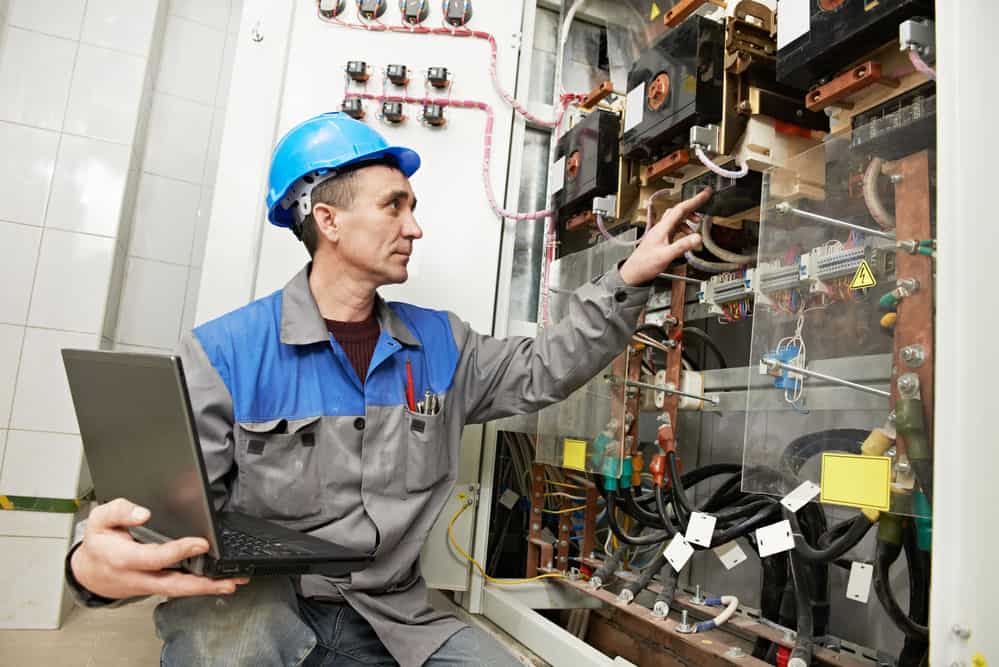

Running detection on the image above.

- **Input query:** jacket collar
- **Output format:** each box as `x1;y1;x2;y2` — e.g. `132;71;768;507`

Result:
280;263;420;347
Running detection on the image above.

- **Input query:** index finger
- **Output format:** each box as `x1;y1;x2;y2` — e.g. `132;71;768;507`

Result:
658;187;713;234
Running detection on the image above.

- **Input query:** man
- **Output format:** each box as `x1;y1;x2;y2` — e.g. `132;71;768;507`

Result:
67;112;707;665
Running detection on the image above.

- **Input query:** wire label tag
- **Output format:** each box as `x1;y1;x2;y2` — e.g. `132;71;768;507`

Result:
624;83;645;133
755;520;795;558
664;534;695;572
685;511;717;548
499;489;519;510
849;260;877;290
780;480;821;512
846;562;874;603
714;541;748;570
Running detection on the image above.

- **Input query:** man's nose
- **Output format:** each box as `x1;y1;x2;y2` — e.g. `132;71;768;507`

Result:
402;213;423;240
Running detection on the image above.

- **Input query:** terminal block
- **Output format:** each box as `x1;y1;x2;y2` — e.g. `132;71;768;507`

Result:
802;244;866;294
753;260;808;308
341;97;365;120
422;103;446;127
699;271;755;317
346;61;369;83
427;67;450;89
381;101;405;124
386;64;409;86
358;0;387;20
319;0;346;17
400;0;429;24
444;0;473;27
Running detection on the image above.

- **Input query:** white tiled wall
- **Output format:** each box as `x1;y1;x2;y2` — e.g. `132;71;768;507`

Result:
115;0;242;352
0;0;164;629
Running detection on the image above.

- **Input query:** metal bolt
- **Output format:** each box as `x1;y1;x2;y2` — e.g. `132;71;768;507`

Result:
677;610;694;633
691;584;705;604
560;540;568;547
897;373;919;397
952;624;972;639
891;174;904;184
897;278;921;293
901;345;926;368
250;21;264;42
657;414;672;424
531;523;539;531
533;508;540;514
726;647;746;659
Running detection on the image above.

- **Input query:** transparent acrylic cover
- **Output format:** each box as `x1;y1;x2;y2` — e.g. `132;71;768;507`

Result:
535;234;636;477
743;98;935;519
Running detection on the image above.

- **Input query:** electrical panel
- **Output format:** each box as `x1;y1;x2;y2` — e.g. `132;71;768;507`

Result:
552;109;621;255
305;0;941;661
777;0;934;88
620;16;724;161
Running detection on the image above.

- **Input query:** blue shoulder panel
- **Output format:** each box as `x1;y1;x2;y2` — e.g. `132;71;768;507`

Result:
192;294;460;419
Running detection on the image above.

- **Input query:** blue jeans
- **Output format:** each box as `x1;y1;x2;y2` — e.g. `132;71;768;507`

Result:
153;577;518;666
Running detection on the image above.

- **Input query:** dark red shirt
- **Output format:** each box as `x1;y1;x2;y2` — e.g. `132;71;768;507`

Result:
325;314;380;383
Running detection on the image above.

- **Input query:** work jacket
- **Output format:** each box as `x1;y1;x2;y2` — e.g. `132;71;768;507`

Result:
82;262;649;666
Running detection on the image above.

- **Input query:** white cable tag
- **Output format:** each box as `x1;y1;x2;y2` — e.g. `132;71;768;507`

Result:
550;156;565;194
755;520;795;558
664;534;695;572
499;489;519;510
714;541;748;570
777;0;810;51
624;83;645;133
846;562;874;603
685;512;717;548
780;480;821;512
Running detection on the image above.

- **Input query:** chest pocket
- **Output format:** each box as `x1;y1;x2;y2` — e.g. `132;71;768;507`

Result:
405;407;449;492
234;416;322;526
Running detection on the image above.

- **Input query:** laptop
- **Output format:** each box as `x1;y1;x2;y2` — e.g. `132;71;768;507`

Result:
62;349;372;579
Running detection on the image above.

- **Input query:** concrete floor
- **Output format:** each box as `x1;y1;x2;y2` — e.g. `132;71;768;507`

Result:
0;597;161;666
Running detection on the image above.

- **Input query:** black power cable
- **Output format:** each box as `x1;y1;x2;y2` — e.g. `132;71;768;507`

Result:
681;326;729;369
873;540;930;640
785;509;873;563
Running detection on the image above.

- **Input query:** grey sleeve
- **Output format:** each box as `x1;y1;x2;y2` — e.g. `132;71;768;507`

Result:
450;267;650;425
64;333;236;608
178;331;235;511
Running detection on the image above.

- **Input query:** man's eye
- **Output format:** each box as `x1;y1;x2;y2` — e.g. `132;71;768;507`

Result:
389;199;401;210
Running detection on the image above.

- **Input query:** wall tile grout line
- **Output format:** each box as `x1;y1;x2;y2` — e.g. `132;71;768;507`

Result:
3;21;160;59
0;119;132;148
1;0;89;486
166;11;230;37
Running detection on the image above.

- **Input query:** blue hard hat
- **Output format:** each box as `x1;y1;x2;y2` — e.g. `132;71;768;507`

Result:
266;112;421;229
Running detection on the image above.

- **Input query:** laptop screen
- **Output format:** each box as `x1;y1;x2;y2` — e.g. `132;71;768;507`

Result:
62;350;219;554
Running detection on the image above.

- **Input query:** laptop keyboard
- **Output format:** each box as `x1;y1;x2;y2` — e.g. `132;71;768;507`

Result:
220;526;304;558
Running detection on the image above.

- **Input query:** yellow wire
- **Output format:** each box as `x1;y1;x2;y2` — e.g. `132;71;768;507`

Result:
545;480;587;490
447;501;566;586
541;505;587;514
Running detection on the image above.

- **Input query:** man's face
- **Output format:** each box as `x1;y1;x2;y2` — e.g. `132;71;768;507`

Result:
321;165;422;287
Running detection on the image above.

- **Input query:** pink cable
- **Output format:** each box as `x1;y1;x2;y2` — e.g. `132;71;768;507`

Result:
350;92;557;221
908;50;936;80
319;9;585;128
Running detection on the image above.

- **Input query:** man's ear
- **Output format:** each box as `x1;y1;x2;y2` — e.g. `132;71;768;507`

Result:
313;203;339;243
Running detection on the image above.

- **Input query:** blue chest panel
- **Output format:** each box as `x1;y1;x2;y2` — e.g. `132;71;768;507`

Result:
193;292;460;422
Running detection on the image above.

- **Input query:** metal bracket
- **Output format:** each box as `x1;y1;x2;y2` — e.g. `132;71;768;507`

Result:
899;18;935;59
689;124;721;153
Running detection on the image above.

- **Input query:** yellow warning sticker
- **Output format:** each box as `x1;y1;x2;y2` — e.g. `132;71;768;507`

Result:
820;453;891;512
849;260;877;290
562;439;588;471
650;1;661;21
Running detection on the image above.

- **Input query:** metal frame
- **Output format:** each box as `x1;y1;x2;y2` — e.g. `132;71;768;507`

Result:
931;2;999;664
481;584;615;667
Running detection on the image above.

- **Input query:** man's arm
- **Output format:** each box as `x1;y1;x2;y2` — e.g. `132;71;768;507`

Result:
452;189;708;424
65;333;245;602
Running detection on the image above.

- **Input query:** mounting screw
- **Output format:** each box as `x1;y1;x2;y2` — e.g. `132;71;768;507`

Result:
691;584;705;605
901;345;926;368
250;21;263;42
897;373;920;397
531;523;539;531
952;624;972;639
776;202;791;215
560;540;568;547
677;610;695;633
